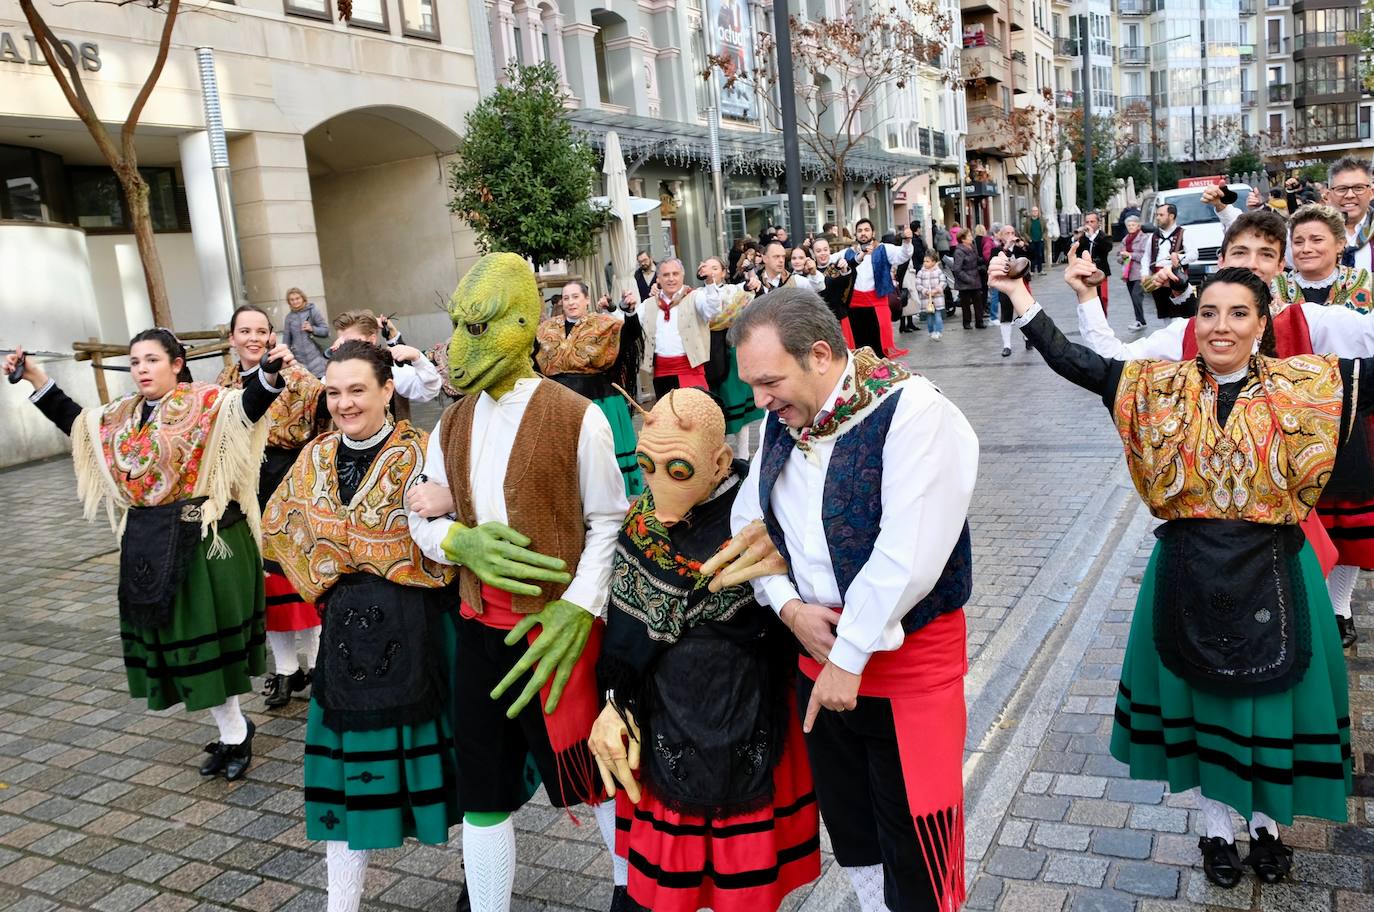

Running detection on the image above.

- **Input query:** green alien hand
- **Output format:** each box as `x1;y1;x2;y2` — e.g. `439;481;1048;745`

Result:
491;599;594;718
441;522;571;597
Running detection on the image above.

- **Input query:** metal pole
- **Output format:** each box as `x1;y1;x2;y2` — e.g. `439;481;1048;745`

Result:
1150;70;1159;189
957;133;967;230
708;97;727;256
1190;106;1197;176
772;0;805;240
195;47;247;308
1079;18;1094;215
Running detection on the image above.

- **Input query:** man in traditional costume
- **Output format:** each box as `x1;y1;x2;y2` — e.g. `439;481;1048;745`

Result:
536;280;644;497
405;253;628;912
588;387;820;912
636;257;731;399
728;287;979;912
844;219;913;358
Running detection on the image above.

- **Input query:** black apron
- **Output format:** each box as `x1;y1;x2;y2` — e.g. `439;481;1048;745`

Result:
118;498;244;629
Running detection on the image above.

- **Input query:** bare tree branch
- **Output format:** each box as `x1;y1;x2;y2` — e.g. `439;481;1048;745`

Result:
123;0;180;164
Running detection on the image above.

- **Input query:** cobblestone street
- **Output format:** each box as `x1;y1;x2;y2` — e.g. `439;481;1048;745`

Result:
0;268;1369;912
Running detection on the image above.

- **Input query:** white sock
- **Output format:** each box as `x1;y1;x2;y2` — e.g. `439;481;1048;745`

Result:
1249;811;1278;838
1197;793;1237;842
208;696;248;746
301;625;322;671
1328;564;1359;620
267;630;300;675
326;841;369;912
843;864;891;912
463;817;516;912
999;321;1013;349
591;801;628;886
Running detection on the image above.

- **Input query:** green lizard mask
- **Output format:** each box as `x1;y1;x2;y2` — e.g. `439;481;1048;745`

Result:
447;252;541;399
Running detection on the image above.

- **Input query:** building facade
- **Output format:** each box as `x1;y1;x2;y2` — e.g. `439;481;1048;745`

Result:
0;0;486;465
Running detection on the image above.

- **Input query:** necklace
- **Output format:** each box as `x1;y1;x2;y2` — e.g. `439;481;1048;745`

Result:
342;422;393;450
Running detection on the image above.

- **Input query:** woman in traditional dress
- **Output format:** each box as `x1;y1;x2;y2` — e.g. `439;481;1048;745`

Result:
701;255;766;459
535;279;644;497
5;330;291;781
219;304;326;707
261;341;459;912
992;259;1357;887
589;388;819;912
1277;205;1374;647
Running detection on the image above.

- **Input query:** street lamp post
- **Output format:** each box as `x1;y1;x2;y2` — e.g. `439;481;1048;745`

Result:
1079;16;1094;213
772;0;805;240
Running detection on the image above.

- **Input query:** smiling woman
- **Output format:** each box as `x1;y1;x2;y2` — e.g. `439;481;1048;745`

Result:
994;257;1371;889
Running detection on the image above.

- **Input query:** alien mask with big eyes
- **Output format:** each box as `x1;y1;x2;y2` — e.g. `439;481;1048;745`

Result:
635;388;732;525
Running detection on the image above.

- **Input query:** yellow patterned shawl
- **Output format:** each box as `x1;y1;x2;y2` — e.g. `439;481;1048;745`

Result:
69;382;268;553
1113;354;1345;523
217;361;324;449
706;284;755;331
534;314;621;376
261;421;454;603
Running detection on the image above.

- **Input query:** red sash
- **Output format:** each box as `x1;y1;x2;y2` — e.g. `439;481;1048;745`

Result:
850;288;881;309
654;354;708;388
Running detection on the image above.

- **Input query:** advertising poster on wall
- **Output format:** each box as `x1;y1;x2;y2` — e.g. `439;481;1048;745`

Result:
708;0;757;122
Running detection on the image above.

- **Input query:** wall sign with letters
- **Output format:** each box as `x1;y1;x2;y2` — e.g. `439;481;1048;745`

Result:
0;32;101;72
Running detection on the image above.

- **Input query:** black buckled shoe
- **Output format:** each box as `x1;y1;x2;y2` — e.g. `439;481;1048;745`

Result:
1244;827;1293;884
1338;615;1358;649
200;739;230;777
1198;836;1244;888
261;673;291;709
288;668;312;696
222;721;255;782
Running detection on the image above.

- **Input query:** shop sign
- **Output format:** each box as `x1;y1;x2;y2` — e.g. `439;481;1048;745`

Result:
0;32;101;72
707;0;757;122
939;181;1000;199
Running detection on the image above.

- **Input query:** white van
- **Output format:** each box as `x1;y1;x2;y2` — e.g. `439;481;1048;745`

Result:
1140;183;1252;283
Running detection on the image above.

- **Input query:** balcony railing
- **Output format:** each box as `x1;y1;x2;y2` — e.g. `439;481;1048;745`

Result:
1268;82;1292;102
1294;77;1362;103
1293;31;1358;51
1266;36;1291;54
1242;89;1257;105
1055;37;1076;56
1266;0;1288;7
918;127;933;156
1118;0;1147;14
1119;45;1147;64
933;131;949;158
1239;44;1255;62
1120;94;1149;108
1239;0;1256;12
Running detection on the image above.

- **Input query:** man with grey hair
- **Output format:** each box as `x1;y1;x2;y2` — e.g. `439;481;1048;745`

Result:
728;286;979;912
1328;157;1373;276
634;256;734;399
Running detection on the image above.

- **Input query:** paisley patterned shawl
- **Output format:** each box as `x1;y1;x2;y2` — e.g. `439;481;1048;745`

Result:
791;347;911;462
535;314;621;376
69;382;268;548
706;284;755;331
1112;354;1344;523
217;361;323;449
261;420;454;603
1274;266;1374;314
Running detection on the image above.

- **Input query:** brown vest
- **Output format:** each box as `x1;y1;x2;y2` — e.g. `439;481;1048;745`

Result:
440;379;590;614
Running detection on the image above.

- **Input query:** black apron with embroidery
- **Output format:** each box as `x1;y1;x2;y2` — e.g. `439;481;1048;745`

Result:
1153;519;1311;696
314;572;446;732
119;497;242;629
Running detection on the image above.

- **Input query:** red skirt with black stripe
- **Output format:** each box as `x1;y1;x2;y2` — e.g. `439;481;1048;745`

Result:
616;711;820;912
1317;496;1374;569
264;569;319;632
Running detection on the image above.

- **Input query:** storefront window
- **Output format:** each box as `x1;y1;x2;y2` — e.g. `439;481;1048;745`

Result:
0;145;70;224
69;167;190;233
401;0;438;39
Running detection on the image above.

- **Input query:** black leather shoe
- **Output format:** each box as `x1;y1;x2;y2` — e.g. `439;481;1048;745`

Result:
262;673;291;708
288;668;312;696
1198;836;1244;888
455;884;471;912
1244;827;1293;883
1338;615;1358;649
222;721;255;782
1001;347;1011;357
200;739;230;776
609;886;645;912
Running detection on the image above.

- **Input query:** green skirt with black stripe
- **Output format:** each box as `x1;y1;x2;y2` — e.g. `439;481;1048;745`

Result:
304;607;462;849
120;519;266;713
717;348;764;435
594;394;644;499
1110;540;1352;824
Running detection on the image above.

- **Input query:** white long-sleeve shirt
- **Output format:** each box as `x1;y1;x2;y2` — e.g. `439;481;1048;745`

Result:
1075;294;1374;360
729;360;978;675
393;354;442;403
635;287;727;358
406;377;628;616
850;241;914;293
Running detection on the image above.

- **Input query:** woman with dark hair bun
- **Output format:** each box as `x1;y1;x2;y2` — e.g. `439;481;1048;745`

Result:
993;258;1362;889
219;304;328;708
4;328;295;782
261;338;459;912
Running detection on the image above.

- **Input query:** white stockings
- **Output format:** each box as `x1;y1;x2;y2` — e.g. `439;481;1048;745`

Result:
463;817;516;912
326;842;369;912
843;864;891;912
207;696;247;745
592;800;628;886
1197;791;1279;842
267;626;322;676
1328;563;1359;620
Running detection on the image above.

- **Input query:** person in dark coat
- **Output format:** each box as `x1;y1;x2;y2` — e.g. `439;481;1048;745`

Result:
952;231;985;329
1081;211;1114;314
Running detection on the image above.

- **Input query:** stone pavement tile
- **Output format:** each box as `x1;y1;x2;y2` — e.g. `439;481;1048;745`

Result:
10;894;60;912
1256;883;1335;912
91;883;159;912
158;860;222;892
25;861;86;895
965;875;1004;910
0;854;55;885
1031;822;1092;852
999;882;1069;912
1111;860;1180;898
1291;851;1366;890
1127;804;1190;834
985;846;1046;880
130;895;198;912
60;871;123;908
1011;795;1070;822
1105;779;1165;804
1090;828;1152;859
1065;799;1130;828
1336;891;1374;911
1042;852;1109;887
1181;869;1257;908
998;819;1032;848
194;869;261;903
1068;888;1141;912
234;879;302;912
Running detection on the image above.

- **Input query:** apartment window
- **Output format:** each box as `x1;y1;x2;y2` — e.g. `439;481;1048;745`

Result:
513;26;525;64
284;0;331;22
1294;7;1360;50
68;167;189;233
594;30;612;104
1298;55;1356;96
348;0;387;31
401;0;438;39
1268;112;1283;138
